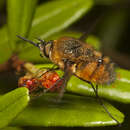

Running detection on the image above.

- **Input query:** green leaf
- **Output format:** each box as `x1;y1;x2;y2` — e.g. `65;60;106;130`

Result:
0;88;29;129
35;64;130;103
19;0;93;62
0;27;12;64
12;93;124;127
30;0;93;39
7;0;38;50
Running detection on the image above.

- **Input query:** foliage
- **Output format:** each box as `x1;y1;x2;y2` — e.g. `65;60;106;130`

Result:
0;88;29;129
0;0;129;129
12;93;124;127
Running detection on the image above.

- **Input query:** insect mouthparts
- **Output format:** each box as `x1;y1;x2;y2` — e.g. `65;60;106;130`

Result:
17;35;40;48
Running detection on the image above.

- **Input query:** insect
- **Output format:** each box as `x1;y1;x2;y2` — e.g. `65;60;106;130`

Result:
17;34;120;125
18;70;63;94
18;75;40;94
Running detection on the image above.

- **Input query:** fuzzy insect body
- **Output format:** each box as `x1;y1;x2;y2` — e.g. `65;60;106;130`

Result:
46;36;116;85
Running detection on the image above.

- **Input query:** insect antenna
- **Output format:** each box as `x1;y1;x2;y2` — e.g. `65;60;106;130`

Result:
17;35;39;48
88;81;121;126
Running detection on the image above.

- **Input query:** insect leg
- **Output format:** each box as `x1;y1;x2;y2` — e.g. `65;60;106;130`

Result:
43;77;64;93
87;81;121;126
45;64;59;71
35;65;60;79
39;66;59;72
57;70;72;102
43;70;72;101
44;60;73;101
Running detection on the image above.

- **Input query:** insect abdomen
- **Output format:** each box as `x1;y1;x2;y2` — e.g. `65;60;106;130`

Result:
76;60;116;85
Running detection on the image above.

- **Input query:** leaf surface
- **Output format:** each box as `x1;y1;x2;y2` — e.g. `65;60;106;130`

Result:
12;93;124;127
0;88;29;129
7;0;38;50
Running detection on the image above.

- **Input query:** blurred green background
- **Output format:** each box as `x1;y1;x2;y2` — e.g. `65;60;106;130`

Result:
0;0;130;130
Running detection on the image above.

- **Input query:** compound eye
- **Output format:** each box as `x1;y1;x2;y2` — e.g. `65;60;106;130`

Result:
98;58;103;64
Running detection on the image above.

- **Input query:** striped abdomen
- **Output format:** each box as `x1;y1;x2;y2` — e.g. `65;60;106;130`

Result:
75;56;116;85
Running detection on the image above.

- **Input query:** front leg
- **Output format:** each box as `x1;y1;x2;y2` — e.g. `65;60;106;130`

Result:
44;60;75;102
57;59;77;101
56;69;72;102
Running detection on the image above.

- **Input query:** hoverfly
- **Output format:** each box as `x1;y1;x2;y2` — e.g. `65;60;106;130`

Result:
17;33;119;125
